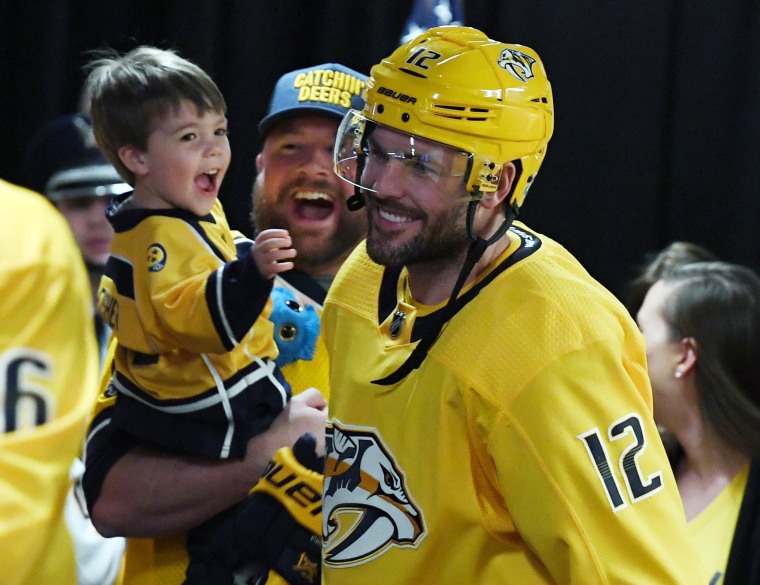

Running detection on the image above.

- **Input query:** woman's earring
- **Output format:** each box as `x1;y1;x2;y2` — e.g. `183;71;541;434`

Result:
674;371;682;379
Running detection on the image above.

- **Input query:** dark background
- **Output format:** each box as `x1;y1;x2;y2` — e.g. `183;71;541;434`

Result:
2;1;759;301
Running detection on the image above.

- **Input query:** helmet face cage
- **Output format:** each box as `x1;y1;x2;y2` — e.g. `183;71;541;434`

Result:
354;26;553;210
334;110;475;198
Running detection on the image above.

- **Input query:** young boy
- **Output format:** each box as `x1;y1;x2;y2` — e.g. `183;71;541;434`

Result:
84;46;327;583
85;47;328;585
85;46;298;463
87;47;330;583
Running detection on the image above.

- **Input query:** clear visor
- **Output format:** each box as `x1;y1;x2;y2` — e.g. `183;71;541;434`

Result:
334;110;473;194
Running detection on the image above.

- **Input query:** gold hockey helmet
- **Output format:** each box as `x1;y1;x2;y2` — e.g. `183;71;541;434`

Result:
357;25;553;209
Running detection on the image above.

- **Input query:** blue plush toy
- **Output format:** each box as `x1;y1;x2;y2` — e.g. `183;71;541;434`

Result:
268;286;321;368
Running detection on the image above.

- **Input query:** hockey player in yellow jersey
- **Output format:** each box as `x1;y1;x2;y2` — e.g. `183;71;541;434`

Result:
82;62;367;584
0;178;100;584
323;26;708;583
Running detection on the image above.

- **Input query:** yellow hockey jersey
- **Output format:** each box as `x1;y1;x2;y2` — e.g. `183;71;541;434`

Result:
0;180;100;585
84;271;332;585
322;223;707;584
98;195;289;460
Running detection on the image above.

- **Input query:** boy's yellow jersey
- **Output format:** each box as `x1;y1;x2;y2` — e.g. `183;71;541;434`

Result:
0;180;99;585
98;196;287;460
322;223;708;584
84;270;331;585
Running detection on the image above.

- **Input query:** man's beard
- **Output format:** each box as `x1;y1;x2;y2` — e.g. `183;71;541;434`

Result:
365;198;470;269
251;177;366;270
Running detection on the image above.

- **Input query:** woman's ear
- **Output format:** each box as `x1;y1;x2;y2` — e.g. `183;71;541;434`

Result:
675;337;698;377
118;145;148;177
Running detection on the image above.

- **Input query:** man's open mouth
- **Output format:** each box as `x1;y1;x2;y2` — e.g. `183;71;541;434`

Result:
293;191;335;221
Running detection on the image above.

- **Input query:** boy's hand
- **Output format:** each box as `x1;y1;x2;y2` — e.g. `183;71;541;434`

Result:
253;229;296;278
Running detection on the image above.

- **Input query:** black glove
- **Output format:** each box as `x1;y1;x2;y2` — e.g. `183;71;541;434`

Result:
184;434;324;585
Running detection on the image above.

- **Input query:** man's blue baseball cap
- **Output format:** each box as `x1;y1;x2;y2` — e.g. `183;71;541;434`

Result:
259;63;367;139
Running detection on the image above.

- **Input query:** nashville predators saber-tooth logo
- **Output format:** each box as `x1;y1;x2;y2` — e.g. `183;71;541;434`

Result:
497;48;536;83
323;420;426;567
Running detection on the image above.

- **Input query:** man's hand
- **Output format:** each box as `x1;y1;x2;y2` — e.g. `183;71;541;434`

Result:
90;389;326;538
244;387;327;476
184;434;325;585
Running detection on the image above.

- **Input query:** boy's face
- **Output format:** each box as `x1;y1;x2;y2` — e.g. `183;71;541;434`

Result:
134;100;230;216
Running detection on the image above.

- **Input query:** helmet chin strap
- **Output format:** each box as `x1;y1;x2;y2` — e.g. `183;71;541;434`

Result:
373;193;519;385
85;260;106;278
449;195;517;303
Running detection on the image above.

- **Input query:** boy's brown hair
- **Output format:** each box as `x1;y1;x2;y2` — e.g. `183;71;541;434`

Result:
84;46;226;184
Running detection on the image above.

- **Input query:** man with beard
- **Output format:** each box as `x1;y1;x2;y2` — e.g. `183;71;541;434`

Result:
252;63;368;394
321;27;707;584
81;64;367;584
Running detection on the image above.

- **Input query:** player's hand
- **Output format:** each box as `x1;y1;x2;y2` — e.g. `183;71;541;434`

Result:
184;434;324;585
253;433;324;585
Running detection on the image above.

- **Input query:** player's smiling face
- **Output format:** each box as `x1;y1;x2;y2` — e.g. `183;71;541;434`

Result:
253;115;367;273
130;99;230;216
360;126;471;268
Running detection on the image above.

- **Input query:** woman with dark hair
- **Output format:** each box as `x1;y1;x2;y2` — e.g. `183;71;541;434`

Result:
636;261;760;585
626;241;719;317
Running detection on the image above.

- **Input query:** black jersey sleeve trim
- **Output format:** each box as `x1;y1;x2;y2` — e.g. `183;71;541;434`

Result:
234;237;254;258
105;255;135;299
205;252;273;350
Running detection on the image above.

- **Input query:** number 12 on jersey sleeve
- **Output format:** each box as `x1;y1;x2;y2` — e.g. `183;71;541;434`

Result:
578;413;664;512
